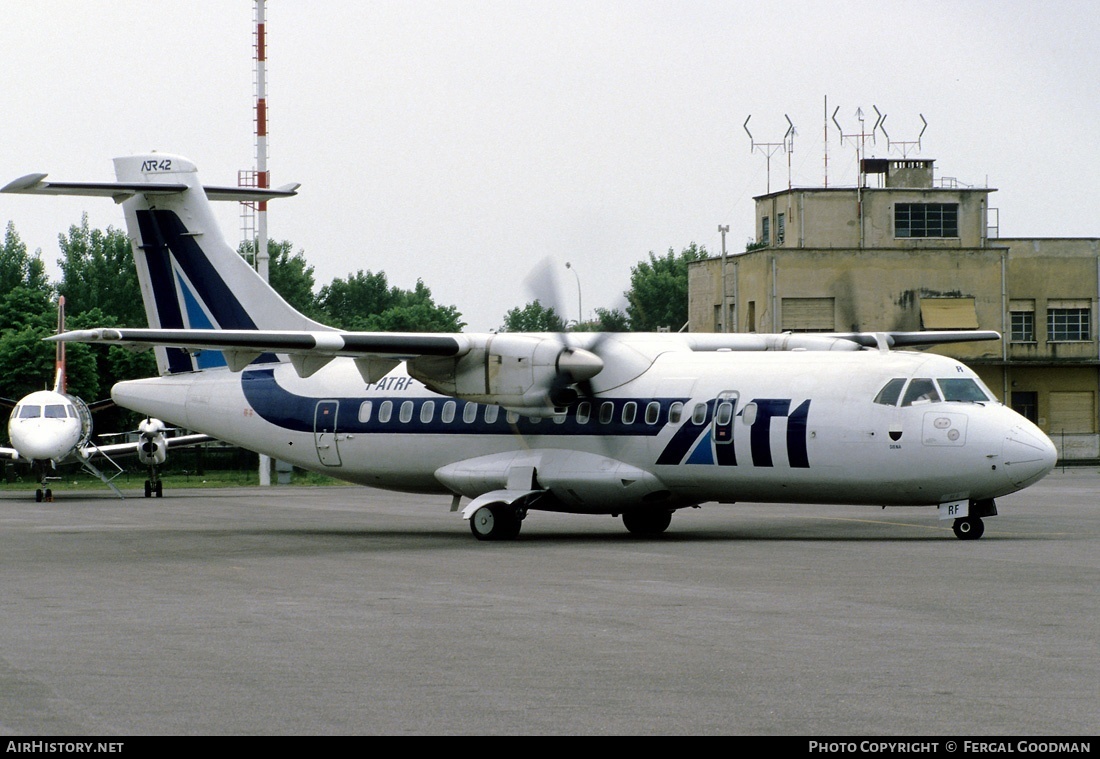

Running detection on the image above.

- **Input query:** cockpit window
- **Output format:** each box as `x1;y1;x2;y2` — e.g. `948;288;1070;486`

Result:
45;405;68;419
874;378;906;406
18;405;42;419
901;378;941;406
938;378;992;402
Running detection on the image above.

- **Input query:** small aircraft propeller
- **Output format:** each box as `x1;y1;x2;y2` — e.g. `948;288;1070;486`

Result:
523;258;610;407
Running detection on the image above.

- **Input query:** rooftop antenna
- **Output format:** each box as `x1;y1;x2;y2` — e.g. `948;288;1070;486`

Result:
874;107;928;158
832;105;877;187
744;114;795;193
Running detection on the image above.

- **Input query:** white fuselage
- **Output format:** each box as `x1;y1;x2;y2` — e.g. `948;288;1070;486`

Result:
111;345;1057;513
7;390;85;463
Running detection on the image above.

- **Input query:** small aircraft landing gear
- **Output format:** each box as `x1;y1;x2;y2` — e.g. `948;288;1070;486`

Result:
143;479;163;498
469;503;523;541
952;516;985;541
622;506;673;536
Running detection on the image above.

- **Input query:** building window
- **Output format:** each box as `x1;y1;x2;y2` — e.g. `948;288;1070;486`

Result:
1047;302;1090;342
776;213;785;244
761;217;770;246
1011;391;1038;425
895;203;959;238
1009;300;1035;342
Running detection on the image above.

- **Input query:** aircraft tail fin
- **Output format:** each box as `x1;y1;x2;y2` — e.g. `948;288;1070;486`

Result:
110;154;329;375
5;154;325;376
53;296;67;394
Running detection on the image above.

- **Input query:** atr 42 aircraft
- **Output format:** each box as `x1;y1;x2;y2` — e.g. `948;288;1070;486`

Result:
3;154;1057;538
0;296;211;500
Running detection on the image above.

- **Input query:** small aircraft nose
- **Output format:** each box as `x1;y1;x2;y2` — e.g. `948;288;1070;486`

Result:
1001;422;1058;489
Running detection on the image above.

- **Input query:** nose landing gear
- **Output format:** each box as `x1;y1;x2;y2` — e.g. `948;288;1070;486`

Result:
952;516;985;540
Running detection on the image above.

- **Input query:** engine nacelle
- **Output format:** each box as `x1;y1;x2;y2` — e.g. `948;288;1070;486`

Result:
408;334;602;416
136;418;168;466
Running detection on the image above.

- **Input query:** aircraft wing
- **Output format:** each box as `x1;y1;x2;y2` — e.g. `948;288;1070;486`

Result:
85;432;216;460
0;446;18;460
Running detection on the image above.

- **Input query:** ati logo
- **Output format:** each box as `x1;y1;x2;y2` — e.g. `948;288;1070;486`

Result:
657;398;810;468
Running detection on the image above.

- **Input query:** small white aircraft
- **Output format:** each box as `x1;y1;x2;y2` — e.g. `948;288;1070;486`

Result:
3;154;1057;537
0;296;211;500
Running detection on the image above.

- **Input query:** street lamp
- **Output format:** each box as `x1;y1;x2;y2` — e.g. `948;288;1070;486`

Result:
565;262;582;326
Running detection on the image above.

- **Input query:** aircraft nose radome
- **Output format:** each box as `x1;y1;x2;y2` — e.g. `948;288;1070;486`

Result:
1002;423;1058;489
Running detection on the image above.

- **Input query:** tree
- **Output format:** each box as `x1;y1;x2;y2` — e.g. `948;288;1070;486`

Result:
56;215;145;327
0;221;50;296
624;242;708;332
568;307;631;333
500;300;566;332
316;271;464;332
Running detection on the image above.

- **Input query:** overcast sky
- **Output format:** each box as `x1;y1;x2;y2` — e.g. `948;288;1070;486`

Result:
3;1;1098;331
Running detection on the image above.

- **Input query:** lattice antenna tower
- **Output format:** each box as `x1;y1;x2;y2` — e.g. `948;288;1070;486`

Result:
239;0;270;281
744;114;795;193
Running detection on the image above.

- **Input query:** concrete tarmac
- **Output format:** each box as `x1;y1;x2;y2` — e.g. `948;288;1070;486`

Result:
0;469;1096;736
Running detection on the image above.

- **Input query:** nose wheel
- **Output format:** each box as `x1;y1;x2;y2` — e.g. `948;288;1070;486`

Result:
952;517;985;540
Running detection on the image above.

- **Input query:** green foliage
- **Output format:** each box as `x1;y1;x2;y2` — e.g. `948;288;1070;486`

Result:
56;215;145;327
1;221;50;295
0;325;54;400
316;272;464;332
500;300;566;332
624;242;707;332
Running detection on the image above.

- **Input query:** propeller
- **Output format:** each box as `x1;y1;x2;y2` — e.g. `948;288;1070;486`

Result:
523;258;611;407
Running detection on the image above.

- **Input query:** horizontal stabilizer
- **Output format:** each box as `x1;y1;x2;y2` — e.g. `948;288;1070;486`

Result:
1;174;299;203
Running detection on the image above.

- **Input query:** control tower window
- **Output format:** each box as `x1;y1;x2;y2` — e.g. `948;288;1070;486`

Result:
895;203;958;238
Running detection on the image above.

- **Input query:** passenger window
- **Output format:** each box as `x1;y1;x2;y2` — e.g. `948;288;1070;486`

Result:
622;402;637;425
938;378;991;402
441;401;456;424
901;379;941;406
506;410;520;424
599;402;615;424
420;401;435;423
378;401;393;424
669;402;684;424
691;403;707;425
715;401;733;426
399;401;414;423
358;401;373;423
874;378;907;406
553;409;567;424
576;402;591;424
463;402;478;423
484;405;499;424
645;402;660;425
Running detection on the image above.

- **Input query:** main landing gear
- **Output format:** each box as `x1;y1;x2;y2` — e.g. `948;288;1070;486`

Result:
952;517;985;541
469;503;524;541
144;479;163;498
35;488;53;503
